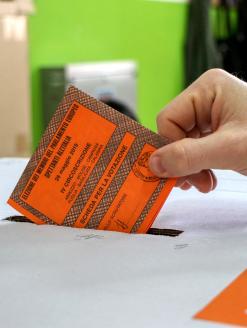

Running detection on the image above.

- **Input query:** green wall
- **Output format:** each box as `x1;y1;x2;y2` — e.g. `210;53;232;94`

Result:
29;0;187;147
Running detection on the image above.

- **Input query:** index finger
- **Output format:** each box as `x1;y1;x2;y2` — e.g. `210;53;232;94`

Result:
157;73;216;141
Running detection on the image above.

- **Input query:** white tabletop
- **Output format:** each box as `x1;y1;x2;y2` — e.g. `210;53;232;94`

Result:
0;158;247;328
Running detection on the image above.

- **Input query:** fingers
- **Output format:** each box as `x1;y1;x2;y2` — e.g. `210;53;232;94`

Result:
180;181;192;190
152;69;247;182
156;69;240;143
149;131;232;177
157;72;217;141
176;170;217;193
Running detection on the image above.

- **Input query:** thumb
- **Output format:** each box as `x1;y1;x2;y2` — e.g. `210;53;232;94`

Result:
149;133;231;177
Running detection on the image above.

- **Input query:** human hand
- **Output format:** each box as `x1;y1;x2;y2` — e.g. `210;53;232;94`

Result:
149;69;247;193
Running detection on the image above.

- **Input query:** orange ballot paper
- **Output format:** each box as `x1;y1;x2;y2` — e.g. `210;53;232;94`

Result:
8;86;176;233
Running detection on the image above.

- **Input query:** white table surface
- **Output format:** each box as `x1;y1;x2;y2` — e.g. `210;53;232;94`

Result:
0;158;247;328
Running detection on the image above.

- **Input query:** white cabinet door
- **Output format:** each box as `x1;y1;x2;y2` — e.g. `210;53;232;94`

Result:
0;15;31;157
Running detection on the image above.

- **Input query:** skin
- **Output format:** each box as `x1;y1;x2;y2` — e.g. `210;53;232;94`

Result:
149;69;247;193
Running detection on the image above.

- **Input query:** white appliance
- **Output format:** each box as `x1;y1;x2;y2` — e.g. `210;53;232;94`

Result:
65;60;138;118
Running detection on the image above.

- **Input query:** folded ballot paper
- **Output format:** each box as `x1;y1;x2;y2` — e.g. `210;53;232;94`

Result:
8;86;176;233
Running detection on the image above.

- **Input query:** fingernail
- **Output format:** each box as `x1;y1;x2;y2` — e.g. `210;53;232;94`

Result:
149;155;167;176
